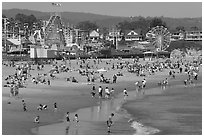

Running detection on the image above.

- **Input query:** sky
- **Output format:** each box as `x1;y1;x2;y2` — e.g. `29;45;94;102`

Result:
2;2;202;18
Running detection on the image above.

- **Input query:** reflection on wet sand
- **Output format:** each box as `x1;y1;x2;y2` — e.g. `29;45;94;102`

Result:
32;87;164;135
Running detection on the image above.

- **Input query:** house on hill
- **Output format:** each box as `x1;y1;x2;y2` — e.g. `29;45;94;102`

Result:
89;30;100;43
124;29;142;41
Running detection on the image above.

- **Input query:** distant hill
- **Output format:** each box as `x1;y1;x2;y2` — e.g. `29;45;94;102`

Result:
2;8;202;30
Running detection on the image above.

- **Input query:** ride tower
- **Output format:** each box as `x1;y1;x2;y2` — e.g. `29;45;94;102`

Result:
44;3;66;50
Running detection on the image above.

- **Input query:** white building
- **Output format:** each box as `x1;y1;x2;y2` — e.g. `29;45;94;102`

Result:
185;30;202;41
89;30;100;42
170;31;185;41
124;29;142;41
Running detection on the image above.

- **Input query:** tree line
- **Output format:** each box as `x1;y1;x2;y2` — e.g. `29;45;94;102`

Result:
2;13;200;37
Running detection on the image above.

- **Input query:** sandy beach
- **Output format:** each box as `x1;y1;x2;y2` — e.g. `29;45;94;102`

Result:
2;58;202;135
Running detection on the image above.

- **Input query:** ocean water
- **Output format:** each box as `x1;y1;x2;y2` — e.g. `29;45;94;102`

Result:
124;83;202;135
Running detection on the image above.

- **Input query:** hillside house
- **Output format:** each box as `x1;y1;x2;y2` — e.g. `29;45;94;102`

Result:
89;30;100;43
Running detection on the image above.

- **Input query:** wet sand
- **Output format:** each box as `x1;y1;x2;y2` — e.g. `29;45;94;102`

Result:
31;85;164;135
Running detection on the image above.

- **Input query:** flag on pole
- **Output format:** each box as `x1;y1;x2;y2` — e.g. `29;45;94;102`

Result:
52;3;61;7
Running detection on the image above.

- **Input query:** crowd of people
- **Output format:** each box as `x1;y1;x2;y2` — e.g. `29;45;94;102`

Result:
2;53;202;134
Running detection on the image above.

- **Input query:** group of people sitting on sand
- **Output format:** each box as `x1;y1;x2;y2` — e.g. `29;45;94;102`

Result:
4;62;33;97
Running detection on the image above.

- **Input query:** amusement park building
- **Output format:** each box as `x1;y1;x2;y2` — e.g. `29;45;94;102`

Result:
124;29;142;41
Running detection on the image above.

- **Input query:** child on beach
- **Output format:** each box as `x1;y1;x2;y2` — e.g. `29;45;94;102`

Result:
184;79;188;86
135;81;140;93
98;86;103;98
37;104;43;111
142;78;146;88
34;116;40;123
54;102;58;111
22;100;27;112
47;79;51;86
110;88;114;97
105;87;110;99
66;112;70;122
106;113;114;133
91;86;96;97
73;114;79;126
123;88;128;97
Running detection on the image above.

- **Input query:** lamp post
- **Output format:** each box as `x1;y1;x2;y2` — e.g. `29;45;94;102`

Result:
3;18;9;52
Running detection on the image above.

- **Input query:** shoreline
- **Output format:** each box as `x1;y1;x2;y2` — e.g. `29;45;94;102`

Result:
122;79;202;135
31;85;165;135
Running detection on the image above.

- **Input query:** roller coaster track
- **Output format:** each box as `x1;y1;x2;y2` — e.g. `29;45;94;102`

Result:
44;15;66;48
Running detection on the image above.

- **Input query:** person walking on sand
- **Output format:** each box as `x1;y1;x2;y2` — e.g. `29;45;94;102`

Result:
73;114;79;126
98;86;103;98
105;87;110;99
54;102;58;111
34;116;40;123
110;88;114;97
91;85;96;97
66;112;70;122
135;81;139;93
47;79;51;86
142;78;146;89
123;88;128;97
22;100;27;112
106;113;114;133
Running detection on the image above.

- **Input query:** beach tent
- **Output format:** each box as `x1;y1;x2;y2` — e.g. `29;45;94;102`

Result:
97;68;107;72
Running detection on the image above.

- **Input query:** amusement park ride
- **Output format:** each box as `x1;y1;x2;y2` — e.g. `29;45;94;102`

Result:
146;26;171;52
3;2;172;59
30;3;67;59
143;26;171;59
30;6;66;50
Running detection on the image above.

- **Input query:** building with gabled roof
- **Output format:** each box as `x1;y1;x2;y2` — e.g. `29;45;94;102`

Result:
124;29;142;41
89;30;100;43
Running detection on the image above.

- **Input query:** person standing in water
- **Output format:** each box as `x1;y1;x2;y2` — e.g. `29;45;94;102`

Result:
91;85;96;97
73;114;79;127
106;113;114;133
22;99;27;112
